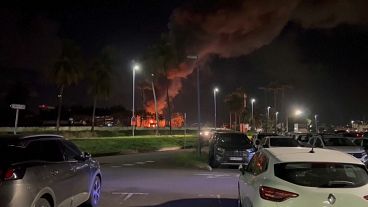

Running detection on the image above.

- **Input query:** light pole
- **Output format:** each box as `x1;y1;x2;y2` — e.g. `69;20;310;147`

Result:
187;55;201;156
275;111;279;133
314;114;319;133
267;106;271;132
131;62;140;137
213;87;219;130
251;98;255;130
151;74;159;136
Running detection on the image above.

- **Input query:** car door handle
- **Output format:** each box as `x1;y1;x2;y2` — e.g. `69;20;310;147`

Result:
50;170;59;176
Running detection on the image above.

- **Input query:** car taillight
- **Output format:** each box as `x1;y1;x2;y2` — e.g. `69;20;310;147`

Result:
259;186;299;202
2;167;26;181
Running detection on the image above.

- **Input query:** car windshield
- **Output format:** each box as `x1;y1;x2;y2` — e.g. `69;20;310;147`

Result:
217;134;252;147
269;138;299;147
275;162;368;188
322;137;356;146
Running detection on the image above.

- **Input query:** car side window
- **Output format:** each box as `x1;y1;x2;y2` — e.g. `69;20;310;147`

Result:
246;152;268;176
26;140;64;162
62;141;82;161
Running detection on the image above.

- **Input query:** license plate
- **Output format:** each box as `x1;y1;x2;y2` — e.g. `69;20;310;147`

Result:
229;157;242;161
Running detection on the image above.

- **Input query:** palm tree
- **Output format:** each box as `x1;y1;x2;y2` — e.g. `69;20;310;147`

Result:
224;87;247;130
88;47;116;132
144;34;177;135
49;39;84;131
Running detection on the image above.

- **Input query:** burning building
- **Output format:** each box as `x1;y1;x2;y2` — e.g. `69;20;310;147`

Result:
135;113;185;128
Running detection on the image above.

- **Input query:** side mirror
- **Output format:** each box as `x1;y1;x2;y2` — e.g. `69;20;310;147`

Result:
239;164;246;175
83;152;91;159
75;152;91;161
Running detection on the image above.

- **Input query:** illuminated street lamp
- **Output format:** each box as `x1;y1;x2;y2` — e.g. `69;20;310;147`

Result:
314;114;319;133
213;87;219;129
187;55;201;155
131;62;140;137
275;111;279;132
267;106;271;132
295;109;303;116
251;98;255;129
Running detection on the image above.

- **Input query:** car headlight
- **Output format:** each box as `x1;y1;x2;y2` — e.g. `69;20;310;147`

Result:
216;147;225;154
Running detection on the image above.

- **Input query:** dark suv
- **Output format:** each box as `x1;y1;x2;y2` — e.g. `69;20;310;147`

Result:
208;132;255;168
0;134;101;207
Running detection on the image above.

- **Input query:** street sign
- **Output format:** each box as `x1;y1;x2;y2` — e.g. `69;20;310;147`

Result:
10;104;26;135
10;104;26;110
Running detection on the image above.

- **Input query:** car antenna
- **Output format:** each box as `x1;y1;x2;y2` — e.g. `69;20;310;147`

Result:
309;146;315;153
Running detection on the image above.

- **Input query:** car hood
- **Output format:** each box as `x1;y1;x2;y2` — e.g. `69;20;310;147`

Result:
325;146;365;153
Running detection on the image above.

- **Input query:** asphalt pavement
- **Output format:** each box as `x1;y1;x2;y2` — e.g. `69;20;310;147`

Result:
96;150;239;207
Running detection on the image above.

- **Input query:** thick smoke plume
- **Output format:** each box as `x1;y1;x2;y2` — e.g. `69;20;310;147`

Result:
146;0;368;113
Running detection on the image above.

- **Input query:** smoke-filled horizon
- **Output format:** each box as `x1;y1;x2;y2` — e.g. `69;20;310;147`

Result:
145;0;368;114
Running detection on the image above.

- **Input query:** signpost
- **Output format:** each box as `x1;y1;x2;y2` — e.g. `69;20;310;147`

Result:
10;104;26;135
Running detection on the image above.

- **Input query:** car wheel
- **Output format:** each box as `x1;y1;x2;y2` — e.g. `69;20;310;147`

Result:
34;198;51;207
84;176;101;207
209;155;220;168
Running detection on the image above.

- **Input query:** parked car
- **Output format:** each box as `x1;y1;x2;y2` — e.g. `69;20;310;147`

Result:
208;132;255;168
308;135;368;165
0;134;101;207
351;137;368;152
258;136;300;148
251;132;278;145
238;147;368;207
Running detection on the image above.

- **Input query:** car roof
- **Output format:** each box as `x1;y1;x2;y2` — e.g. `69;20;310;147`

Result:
266;136;293;139
264;147;362;164
0;134;64;142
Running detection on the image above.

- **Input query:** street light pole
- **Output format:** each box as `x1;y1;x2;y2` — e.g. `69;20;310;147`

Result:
314;114;319;133
151;74;159;136
187;55;201;156
251;99;255;130
275;111;279;133
213;87;219;130
267;106;271;132
132;63;139;137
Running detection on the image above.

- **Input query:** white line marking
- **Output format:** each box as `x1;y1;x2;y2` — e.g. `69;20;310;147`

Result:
122;164;135;166
217;194;222;207
135;162;146;165
111;166;122;168
145;161;155;163
124;193;134;201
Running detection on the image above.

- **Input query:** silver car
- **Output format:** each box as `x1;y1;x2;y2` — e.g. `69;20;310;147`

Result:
0;134;101;207
308;135;368;165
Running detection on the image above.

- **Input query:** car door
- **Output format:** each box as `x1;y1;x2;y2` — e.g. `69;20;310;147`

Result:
61;140;90;207
26;139;73;207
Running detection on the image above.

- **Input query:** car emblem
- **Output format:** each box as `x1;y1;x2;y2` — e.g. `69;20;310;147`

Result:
328;194;336;205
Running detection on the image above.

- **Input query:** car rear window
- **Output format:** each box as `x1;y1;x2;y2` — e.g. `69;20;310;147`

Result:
275;162;368;188
0;142;27;165
270;138;299;147
323;137;356;146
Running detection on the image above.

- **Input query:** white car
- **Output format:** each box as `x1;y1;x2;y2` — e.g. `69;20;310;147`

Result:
258;136;299;148
238;147;368;207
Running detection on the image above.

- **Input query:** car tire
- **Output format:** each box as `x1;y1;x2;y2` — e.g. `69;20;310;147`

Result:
209;155;220;168
83;176;101;207
34;198;51;207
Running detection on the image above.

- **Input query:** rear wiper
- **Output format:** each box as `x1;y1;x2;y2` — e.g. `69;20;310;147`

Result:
319;180;355;187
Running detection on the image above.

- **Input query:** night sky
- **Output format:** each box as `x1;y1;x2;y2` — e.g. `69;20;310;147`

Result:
1;1;368;126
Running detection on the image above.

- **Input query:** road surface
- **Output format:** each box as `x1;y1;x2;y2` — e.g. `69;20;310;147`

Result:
97;151;239;207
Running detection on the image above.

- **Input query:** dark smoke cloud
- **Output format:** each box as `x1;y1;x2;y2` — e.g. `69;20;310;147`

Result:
150;0;368;113
0;9;61;71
